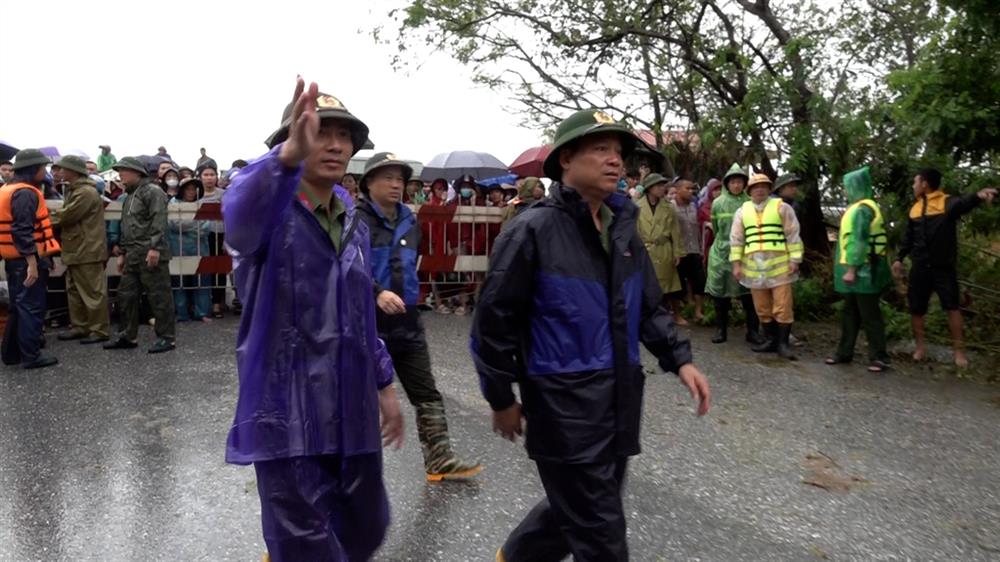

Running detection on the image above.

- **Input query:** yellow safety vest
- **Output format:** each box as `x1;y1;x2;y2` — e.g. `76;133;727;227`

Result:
838;199;887;264
731;198;803;279
742;198;786;254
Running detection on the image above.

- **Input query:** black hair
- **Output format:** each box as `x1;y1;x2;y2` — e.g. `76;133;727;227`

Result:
13;165;44;184
231;159;248;169
917;168;942;190
1;160;12;167
197;164;218;177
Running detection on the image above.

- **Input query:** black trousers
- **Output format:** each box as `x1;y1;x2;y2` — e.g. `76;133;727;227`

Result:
503;457;629;561
386;341;443;406
208;232;226;307
2;259;49;366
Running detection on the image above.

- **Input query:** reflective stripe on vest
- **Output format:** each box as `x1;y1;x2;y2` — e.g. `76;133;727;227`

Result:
0;183;62;259
742;198;786;254
838;199;887;265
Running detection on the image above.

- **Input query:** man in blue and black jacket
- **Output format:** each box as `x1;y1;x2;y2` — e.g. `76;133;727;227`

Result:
473;110;712;562
356;152;482;482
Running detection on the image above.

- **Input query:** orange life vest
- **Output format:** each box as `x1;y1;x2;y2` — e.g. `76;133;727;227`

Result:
0;182;61;259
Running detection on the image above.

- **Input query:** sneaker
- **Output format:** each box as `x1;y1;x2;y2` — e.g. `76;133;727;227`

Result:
57;330;87;341
104;337;138;350
22;355;58;370
148;339;176;354
80;334;110;345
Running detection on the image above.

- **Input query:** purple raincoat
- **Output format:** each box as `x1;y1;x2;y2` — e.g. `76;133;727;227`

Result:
223;145;395;465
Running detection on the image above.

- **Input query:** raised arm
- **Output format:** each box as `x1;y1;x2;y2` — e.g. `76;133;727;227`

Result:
221;146;302;256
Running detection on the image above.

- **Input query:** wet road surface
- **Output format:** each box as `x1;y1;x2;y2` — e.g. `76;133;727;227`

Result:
1;314;998;561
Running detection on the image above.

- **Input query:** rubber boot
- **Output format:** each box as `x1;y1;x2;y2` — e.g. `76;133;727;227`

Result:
742;295;765;345
416;401;483;481
711;298;729;344
752;321;778;353
777;323;797;360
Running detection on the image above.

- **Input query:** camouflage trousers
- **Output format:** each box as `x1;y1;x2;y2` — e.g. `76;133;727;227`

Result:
388;343;478;475
117;260;176;341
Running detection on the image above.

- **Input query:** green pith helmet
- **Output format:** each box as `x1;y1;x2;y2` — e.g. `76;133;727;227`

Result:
12;148;51;170
641;172;670;191
52;155;89;176
774;173;801;193
722;162;749;187
542;109;644;181
520;177;541;199
112;156;149;176
265;92;370;155
843;165;873;203
360;152;413;194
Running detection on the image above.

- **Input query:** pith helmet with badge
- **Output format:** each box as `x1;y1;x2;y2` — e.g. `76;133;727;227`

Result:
542;109;651;181
265;93;373;155
360;152;413;195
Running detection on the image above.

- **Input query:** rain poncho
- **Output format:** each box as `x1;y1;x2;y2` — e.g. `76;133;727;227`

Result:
834;167;891;294
222;145;395;465
705;185;750;298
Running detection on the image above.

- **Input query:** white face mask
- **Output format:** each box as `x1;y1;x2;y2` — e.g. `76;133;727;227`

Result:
165;178;179;188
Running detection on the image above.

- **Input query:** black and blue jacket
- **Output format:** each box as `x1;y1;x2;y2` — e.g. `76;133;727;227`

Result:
471;184;693;464
356;199;425;349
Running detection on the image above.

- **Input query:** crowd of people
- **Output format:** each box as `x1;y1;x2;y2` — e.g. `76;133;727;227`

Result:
0;75;994;561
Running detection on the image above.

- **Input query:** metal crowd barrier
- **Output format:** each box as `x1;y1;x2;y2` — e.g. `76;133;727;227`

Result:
10;201;506;295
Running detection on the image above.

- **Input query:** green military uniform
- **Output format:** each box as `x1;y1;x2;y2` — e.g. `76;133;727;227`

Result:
297;183;346;254
109;157;176;350
705;163;762;344
831;166;891;365
51;156;111;341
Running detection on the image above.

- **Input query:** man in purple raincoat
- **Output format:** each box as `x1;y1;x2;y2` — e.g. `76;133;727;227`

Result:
223;78;404;562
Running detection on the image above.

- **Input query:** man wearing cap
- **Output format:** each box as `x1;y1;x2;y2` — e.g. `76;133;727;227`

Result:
773;173;802;216
50;155;111;344
637;173;684;323
473;109;711;561
500;176;543;230
356;152;482;482
730;173;804;360
0;149;61;369
223;79;402;561
705;163;764;345
104;156;176;353
97;145;116;172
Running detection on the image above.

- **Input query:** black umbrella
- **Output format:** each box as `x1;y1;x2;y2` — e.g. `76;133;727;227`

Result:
0;140;18;162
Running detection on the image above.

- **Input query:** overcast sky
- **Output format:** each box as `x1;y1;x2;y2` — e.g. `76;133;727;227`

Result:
0;0;544;170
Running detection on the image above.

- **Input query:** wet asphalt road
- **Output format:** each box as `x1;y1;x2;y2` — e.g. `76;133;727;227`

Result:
1;313;999;562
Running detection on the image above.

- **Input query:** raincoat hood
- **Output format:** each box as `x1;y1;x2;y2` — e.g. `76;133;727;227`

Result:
843;166;873;203
722;163;749;186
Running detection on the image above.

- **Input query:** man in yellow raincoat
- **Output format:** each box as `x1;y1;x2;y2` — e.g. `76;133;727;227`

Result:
730;173;804;360
637;173;683;318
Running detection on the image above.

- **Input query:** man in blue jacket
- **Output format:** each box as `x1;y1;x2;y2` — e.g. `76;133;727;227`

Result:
473;109;712;562
222;78;403;562
355;152;482;482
